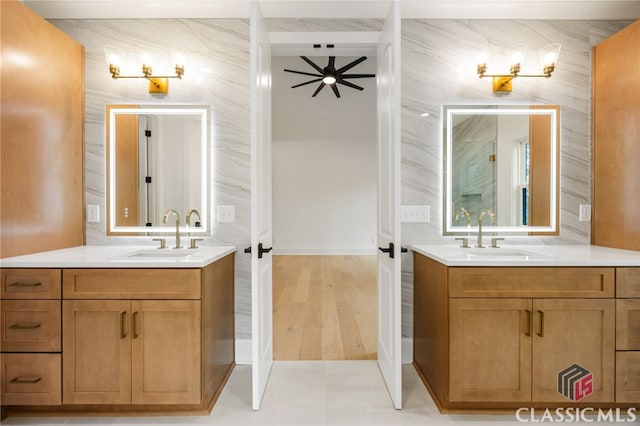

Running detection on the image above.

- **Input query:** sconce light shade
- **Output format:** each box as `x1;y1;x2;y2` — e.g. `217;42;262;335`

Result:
539;43;561;77
507;43;527;75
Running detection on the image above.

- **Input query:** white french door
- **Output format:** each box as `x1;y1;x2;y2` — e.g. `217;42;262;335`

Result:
376;0;403;410
249;0;273;411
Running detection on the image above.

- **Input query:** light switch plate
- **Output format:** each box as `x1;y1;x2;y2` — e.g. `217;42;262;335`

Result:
579;204;591;222
87;204;100;223
401;205;430;223
217;205;235;223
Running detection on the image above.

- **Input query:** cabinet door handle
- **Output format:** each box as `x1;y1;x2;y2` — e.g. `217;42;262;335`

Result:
537;310;544;337
10;376;42;384
9;323;41;330
120;311;127;339
133;311;139;339
525;310;532;337
8;282;42;287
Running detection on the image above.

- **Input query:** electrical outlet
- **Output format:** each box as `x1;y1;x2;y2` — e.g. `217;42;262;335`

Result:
217;205;235;223
401;205;431;223
579;204;591;222
87;204;100;223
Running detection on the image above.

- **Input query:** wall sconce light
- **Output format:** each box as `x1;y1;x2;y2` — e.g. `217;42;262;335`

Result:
105;47;185;95
477;43;561;93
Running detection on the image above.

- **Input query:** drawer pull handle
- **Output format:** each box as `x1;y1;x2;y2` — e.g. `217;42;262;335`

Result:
537;310;545;337
133;311;139;339
10;376;42;384
525;310;532;337
9;323;41;330
8;282;42;287
120;311;127;339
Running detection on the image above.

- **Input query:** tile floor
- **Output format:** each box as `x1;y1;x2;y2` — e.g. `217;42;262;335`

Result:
2;361;597;425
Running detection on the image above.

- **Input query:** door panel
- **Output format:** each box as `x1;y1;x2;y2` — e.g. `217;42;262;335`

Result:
532;299;615;402
376;0;402;410
250;0;273;411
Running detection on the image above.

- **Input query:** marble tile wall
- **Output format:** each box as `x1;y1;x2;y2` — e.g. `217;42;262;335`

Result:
50;17;631;345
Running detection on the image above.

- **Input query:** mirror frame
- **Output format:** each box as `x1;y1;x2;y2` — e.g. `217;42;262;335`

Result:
443;105;559;235
106;105;210;235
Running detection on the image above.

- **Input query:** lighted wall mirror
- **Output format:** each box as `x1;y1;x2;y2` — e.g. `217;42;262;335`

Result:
443;105;559;235
106;105;210;235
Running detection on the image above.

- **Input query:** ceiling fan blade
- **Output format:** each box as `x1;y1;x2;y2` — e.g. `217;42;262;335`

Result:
312;82;326;97
284;69;322;78
328;56;335;70
331;84;341;98
340;73;376;79
337;79;364;91
336;56;367;74
291;78;323;88
301;56;324;74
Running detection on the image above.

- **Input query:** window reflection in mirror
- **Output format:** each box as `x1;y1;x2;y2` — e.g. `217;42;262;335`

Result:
443;105;559;235
106;105;210;235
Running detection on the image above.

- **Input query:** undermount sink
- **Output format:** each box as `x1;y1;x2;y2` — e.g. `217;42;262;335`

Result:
126;248;198;258
443;248;552;261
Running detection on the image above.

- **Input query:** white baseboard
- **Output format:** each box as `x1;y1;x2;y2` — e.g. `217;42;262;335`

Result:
273;247;377;255
236;337;413;365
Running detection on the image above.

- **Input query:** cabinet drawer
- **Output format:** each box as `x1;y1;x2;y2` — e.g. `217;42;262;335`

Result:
616;352;640;403
617;299;640;350
63;269;201;299
449;267;614;298
617;268;640;297
1;269;61;299
1;353;61;405
1;300;61;352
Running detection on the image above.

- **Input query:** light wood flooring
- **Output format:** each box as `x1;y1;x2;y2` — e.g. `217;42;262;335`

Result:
273;255;377;360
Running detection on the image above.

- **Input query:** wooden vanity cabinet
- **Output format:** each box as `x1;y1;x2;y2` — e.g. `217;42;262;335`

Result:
615;268;640;402
61;259;232;408
414;253;616;411
0;269;62;406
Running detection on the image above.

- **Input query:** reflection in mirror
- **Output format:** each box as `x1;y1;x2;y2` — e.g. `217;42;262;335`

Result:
443;105;559;235
107;105;210;235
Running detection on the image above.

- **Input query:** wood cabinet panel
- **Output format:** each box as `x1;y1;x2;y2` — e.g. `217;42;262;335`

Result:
449;298;532;402
0;0;84;258
616;299;640;350
1;353;61;405
1;269;61;300
532;299;615;402
592;20;640;250
62;300;131;404
63;269;200;299
616;351;640;403
1;300;61;352
131;300;201;404
449;267;614;298
617;268;640;298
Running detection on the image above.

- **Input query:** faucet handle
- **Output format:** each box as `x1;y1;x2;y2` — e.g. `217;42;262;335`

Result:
189;238;203;249
455;237;470;248
152;238;166;249
490;237;504;248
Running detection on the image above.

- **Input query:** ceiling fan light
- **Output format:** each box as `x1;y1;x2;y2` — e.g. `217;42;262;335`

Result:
322;75;336;85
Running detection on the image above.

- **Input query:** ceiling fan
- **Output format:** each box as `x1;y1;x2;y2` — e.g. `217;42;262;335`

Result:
284;56;375;98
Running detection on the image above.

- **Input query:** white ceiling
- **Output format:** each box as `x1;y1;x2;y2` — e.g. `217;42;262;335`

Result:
21;0;640;20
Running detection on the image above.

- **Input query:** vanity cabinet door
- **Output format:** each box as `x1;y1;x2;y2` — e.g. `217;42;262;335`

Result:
131;300;201;404
449;298;532;402
531;299;615;402
62;300;132;404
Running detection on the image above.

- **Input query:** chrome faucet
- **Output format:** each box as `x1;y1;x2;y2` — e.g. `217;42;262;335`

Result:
185;209;201;235
162;209;182;249
477;209;495;248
